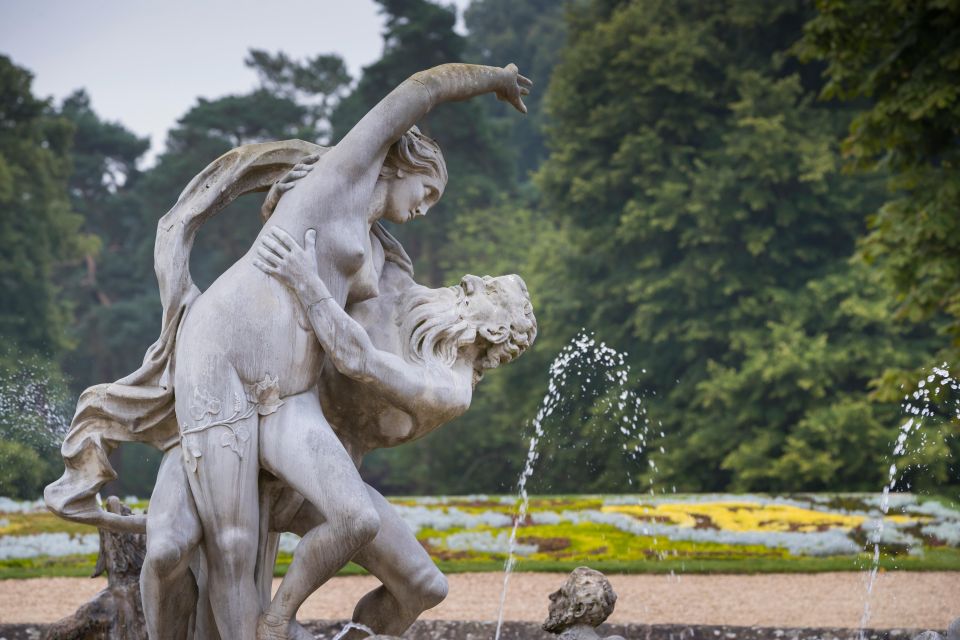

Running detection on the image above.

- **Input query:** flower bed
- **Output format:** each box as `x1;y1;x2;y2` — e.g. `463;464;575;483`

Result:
387;493;960;568
2;493;959;577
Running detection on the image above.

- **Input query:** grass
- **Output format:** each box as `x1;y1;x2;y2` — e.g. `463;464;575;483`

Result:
0;511;95;536
0;554;99;580
6;548;960;580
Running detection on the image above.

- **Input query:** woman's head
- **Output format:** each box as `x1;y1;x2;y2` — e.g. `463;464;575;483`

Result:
379;126;448;224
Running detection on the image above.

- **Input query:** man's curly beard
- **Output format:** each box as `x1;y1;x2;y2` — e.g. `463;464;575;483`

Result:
542;597;578;633
479;333;524;369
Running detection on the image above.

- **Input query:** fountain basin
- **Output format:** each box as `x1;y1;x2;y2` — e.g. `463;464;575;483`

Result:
0;621;936;640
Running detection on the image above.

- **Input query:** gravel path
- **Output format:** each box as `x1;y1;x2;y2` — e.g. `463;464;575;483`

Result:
1;572;957;628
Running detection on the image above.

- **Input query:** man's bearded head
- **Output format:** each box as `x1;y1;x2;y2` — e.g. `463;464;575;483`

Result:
543;567;618;633
399;274;536;381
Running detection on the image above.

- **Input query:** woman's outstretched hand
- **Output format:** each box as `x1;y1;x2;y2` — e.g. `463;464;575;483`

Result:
253;227;331;304
496;63;533;114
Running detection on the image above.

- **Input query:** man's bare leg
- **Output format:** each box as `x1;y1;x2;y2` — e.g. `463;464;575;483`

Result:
141;447;201;640
285;485;447;638
258;391;381;639
350;487;447;636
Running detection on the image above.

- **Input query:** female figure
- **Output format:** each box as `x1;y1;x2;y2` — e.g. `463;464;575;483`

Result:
168;63;531;640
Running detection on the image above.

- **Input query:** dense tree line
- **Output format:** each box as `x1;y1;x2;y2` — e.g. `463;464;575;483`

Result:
0;0;956;499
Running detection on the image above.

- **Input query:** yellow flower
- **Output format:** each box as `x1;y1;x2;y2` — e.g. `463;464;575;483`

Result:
603;500;927;533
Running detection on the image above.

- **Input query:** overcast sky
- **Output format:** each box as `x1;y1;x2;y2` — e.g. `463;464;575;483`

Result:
1;0;470;163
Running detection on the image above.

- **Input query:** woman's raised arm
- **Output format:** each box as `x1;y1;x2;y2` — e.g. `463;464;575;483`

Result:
330;63;531;177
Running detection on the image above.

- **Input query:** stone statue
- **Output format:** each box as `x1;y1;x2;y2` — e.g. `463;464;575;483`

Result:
543;568;625;640
45;62;534;640
142;228;536;639
41;497;147;640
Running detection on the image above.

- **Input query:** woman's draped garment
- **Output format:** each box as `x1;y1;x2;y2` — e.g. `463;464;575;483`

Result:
43;139;328;533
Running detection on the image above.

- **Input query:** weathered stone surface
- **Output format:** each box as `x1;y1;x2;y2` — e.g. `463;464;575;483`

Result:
302;622;949;640
914;620;960;640
543;567;623;639
3;622;940;640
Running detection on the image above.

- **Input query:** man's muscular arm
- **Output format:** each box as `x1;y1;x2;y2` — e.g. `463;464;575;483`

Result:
253;227;470;416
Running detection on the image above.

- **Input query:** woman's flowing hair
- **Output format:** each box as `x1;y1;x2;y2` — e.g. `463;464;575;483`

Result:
380;126;448;186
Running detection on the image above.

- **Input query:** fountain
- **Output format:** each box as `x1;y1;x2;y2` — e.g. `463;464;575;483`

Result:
330;621;378;639
495;331;655;639
0;357;70;448
859;363;959;638
0;43;952;639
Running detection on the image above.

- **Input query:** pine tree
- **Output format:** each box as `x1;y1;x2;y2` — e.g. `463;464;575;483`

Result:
0;57;93;498
0;56;94;357
57;90;150;388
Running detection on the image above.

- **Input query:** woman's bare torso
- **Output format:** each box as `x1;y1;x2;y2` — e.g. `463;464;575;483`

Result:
175;153;383;398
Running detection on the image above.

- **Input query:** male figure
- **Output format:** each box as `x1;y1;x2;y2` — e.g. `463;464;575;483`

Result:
142;222;536;639
542;567;626;640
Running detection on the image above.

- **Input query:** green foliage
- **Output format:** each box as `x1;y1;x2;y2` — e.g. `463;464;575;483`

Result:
535;0;939;491
697;265;937;490
0;439;47;499
245;49;350;142
3;0;953;498
56;90;151;387
798;0;960;357
464;0;568;178
0;58;93;499
0;352;71;499
0;56;95;357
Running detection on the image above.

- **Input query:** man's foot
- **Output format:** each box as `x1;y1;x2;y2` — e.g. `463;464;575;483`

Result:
257;612;314;640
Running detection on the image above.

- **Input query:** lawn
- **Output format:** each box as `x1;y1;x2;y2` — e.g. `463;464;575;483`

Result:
1;493;959;579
